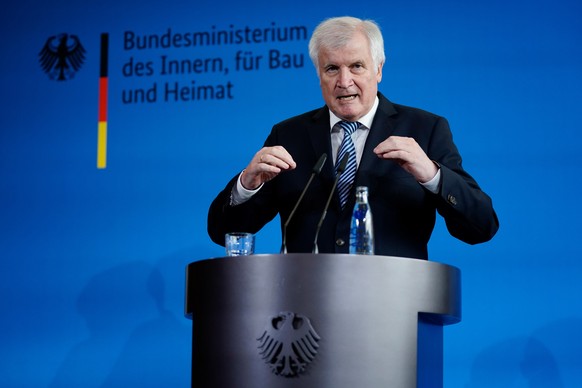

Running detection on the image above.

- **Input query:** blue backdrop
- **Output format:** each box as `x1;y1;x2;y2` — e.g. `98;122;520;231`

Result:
1;0;581;386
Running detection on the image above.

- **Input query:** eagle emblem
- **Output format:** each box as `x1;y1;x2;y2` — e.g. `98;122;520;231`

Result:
257;311;320;377
39;33;86;81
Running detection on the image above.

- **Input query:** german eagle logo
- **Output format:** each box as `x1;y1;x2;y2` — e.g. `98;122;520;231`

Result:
39;33;86;81
257;311;320;377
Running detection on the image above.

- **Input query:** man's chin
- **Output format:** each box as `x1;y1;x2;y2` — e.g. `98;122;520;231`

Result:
333;106;362;121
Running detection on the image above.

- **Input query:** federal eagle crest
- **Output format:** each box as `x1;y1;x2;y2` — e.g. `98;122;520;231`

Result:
257;311;320;377
39;33;86;81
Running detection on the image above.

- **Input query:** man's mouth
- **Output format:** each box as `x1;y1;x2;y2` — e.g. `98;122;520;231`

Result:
337;94;358;101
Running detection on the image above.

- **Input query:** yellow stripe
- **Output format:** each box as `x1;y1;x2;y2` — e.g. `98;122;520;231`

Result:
97;121;107;169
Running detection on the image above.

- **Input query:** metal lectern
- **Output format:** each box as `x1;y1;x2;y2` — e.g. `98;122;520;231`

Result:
185;254;461;388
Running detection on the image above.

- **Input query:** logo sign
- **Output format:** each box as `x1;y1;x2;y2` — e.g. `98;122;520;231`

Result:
257;311;320;377
39;33;86;81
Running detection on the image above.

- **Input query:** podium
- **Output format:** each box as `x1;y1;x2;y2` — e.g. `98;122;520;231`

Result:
185;254;461;388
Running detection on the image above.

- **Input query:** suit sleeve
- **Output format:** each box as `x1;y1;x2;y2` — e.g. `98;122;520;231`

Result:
207;132;281;247
207;175;280;246
428;117;499;244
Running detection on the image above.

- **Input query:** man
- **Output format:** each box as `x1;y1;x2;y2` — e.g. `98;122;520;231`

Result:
207;16;499;259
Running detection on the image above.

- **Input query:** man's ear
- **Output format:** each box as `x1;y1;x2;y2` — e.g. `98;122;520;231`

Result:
376;62;384;83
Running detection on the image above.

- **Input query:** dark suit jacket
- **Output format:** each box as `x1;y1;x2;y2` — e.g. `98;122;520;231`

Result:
208;93;499;259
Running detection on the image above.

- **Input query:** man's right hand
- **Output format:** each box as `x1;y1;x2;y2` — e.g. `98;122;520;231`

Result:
240;146;297;190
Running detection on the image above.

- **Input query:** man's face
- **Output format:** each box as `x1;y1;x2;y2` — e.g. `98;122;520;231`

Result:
317;31;383;122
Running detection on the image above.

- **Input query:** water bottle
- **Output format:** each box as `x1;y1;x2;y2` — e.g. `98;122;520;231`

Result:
349;186;375;255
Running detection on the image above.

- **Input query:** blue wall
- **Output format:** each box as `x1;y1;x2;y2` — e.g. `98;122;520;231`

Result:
1;0;581;386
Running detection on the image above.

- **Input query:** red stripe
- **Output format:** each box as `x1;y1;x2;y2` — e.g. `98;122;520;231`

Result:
98;77;108;122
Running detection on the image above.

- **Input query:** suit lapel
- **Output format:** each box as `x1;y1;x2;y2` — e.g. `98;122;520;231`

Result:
307;107;335;179
357;93;398;180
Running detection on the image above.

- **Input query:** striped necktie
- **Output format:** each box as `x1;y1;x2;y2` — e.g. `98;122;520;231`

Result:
335;120;360;209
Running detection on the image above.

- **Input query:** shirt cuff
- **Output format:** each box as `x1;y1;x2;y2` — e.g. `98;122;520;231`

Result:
230;170;263;206
420;168;441;194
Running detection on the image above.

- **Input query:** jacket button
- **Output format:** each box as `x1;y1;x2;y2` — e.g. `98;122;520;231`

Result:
335;238;345;247
447;194;458;206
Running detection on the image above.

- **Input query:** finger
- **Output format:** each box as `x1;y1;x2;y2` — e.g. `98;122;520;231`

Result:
258;146;296;170
373;137;398;155
374;136;418;159
376;149;412;162
268;145;297;168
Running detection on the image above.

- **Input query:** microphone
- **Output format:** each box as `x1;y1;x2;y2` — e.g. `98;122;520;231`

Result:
280;153;327;254
312;153;349;254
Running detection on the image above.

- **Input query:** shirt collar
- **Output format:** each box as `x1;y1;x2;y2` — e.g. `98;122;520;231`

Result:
329;96;379;132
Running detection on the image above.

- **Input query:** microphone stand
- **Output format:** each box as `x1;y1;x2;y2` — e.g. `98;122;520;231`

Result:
312;153;348;254
280;153;327;254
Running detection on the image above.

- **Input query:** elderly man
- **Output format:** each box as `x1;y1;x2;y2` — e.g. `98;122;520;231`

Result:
207;16;498;259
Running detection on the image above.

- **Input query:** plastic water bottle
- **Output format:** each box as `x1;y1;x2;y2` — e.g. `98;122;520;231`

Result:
349;186;374;255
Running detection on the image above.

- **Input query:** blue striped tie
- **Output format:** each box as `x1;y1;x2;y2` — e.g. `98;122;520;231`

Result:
335;120;360;209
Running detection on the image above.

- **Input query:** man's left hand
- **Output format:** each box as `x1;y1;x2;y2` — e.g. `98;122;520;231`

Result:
373;136;438;183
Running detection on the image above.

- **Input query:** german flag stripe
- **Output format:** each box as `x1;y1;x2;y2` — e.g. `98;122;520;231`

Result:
97;33;109;169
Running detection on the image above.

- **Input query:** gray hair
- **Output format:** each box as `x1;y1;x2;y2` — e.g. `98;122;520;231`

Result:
308;16;385;73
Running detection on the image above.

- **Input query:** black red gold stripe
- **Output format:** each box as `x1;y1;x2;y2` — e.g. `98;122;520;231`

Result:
97;33;109;169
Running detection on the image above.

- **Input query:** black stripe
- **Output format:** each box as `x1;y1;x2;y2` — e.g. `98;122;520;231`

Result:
100;33;109;77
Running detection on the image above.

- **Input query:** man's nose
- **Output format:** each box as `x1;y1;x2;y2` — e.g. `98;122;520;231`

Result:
337;68;353;88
